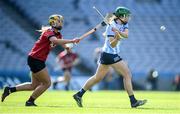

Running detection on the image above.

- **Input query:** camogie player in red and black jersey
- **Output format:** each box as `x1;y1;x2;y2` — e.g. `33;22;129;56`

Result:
1;14;80;106
53;50;79;90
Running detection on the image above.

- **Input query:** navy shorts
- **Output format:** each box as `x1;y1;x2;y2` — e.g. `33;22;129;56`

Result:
99;52;122;65
27;56;46;73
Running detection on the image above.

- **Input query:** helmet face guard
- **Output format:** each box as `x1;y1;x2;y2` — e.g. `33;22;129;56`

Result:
118;14;131;24
49;14;64;30
114;7;131;24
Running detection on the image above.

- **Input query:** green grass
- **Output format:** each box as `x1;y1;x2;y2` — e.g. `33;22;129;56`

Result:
0;90;180;114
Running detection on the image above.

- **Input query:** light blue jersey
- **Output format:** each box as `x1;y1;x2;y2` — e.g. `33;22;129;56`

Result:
102;20;128;54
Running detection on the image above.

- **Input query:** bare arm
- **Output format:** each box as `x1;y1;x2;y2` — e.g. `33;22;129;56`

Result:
112;28;129;39
79;21;107;40
73;58;80;66
49;36;74;45
109;32;123;48
109;30;125;48
109;37;119;48
118;29;128;38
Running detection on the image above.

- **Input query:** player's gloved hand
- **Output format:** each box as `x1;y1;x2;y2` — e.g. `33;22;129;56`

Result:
101;21;107;26
111;27;119;33
72;38;81;44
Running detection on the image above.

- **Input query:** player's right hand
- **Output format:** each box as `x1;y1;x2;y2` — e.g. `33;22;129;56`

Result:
112;27;119;32
72;38;81;44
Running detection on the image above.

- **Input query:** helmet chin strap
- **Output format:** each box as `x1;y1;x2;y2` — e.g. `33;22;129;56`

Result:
53;23;62;30
119;18;127;25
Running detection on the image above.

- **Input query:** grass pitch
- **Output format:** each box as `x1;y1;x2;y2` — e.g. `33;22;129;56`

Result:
0;90;179;114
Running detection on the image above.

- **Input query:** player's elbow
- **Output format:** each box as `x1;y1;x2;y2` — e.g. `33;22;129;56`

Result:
51;39;58;45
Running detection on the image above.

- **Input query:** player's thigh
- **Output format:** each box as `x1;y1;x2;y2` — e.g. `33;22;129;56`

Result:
34;68;51;85
112;60;132;77
94;64;110;80
64;71;71;81
64;70;71;77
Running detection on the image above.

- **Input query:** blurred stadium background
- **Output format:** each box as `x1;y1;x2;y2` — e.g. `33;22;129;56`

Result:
0;0;180;91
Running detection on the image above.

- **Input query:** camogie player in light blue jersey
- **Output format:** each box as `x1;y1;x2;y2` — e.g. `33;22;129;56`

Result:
73;7;147;108
102;20;128;55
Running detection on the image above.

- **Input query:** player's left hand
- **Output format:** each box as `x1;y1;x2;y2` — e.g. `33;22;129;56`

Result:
112;27;119;32
73;38;81;44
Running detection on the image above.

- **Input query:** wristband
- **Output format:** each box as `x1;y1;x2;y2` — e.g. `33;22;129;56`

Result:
101;21;107;26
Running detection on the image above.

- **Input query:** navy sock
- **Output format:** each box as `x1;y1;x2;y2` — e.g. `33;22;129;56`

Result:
129;95;137;104
77;88;86;97
9;87;16;93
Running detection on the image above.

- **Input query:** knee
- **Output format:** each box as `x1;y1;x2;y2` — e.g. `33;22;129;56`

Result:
123;72;132;80
65;75;71;82
30;83;38;90
47;81;51;88
43;81;51;88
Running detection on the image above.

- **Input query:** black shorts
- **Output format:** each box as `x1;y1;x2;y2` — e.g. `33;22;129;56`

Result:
27;56;46;73
62;68;72;72
99;52;122;65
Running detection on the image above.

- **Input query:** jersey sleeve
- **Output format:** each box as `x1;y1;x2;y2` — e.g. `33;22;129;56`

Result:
105;25;115;37
43;30;56;40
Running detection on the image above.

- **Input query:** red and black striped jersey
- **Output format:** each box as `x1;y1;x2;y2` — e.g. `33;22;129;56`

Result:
29;29;62;61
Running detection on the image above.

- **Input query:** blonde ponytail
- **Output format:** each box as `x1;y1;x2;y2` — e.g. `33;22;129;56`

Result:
36;25;51;33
